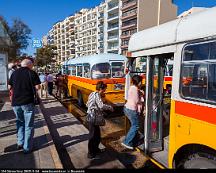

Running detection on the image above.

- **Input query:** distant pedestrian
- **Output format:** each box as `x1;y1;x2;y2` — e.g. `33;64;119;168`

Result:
8;63;17;79
8;59;41;154
121;75;144;150
46;73;54;95
86;81;114;159
8;63;17;102
39;72;48;98
55;72;63;98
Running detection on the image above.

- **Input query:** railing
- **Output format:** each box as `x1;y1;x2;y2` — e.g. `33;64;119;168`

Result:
108;24;119;30
122;1;137;10
122;10;137;17
108;35;118;39
108;3;119;10
122;22;137;30
108;14;119;19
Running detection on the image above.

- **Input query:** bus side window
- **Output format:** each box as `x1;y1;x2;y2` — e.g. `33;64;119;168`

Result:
180;41;216;103
83;64;90;78
71;65;76;76
76;64;83;77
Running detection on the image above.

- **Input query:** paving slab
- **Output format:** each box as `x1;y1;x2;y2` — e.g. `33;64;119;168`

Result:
40;96;125;169
0;101;62;169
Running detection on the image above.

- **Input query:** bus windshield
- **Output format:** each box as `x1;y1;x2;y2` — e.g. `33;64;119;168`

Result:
91;63;111;79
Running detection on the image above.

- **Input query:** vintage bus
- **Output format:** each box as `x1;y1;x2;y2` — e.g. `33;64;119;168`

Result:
62;53;126;107
126;7;216;168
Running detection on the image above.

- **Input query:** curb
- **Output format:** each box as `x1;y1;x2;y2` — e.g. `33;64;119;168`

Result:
37;105;63;169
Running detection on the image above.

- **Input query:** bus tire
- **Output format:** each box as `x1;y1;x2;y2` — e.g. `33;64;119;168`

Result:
77;91;84;107
178;152;216;169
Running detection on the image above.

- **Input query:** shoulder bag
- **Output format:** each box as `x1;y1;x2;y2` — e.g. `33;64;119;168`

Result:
28;71;40;105
86;92;105;126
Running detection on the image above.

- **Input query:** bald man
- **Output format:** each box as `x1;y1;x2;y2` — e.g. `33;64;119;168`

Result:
8;58;41;154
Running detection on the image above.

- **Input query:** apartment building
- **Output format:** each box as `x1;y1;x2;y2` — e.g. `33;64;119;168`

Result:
98;3;106;54
44;0;178;64
121;0;177;55
47;15;75;65
47;29;54;45
74;8;98;57
74;0;122;56
104;0;122;54
60;16;75;61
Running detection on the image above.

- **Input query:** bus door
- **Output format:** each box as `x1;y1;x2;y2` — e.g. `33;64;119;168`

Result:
144;55;168;153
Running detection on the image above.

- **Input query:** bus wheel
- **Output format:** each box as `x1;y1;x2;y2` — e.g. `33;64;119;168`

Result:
178;152;216;169
77;91;84;107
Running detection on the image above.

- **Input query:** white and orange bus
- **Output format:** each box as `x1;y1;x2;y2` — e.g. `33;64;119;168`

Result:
126;7;216;168
62;53;126;107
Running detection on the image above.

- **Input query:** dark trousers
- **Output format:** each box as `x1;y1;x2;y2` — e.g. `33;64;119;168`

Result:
48;82;53;95
88;123;101;156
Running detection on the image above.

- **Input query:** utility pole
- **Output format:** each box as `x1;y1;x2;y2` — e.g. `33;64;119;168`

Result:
157;0;161;26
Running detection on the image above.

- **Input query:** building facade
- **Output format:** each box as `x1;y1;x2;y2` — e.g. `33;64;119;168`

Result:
121;0;177;55
44;0;177;64
46;15;75;65
74;8;98;57
104;0;122;54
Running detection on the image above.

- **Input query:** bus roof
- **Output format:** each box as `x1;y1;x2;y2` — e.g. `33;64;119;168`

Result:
128;7;216;55
66;53;126;66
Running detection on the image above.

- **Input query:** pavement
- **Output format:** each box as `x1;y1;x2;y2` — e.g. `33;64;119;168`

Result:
0;99;62;169
0;93;125;169
40;96;125;169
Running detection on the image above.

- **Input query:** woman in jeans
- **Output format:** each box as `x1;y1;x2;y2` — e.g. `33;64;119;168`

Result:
121;75;144;149
86;81;114;159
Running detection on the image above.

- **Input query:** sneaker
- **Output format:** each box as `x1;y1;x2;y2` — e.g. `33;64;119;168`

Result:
121;142;134;150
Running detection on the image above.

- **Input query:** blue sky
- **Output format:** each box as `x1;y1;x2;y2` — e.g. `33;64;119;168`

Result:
0;0;216;56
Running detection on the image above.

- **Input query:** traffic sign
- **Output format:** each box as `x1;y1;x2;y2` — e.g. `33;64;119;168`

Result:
32;38;42;48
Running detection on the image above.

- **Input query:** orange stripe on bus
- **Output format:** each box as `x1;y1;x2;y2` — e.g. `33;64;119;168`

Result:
175;101;216;125
164;76;172;81
67;76;125;84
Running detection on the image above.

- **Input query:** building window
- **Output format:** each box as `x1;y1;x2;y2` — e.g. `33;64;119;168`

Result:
180;41;216;103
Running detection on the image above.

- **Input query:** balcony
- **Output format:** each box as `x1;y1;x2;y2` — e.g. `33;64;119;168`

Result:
108;35;118;40
98;13;104;20
121;10;137;21
121;23;137;30
108;14;119;22
122;1;137;11
99;36;104;42
121;44;128;49
108;3;119;11
120;34;131;39
107;24;119;31
107;43;119;51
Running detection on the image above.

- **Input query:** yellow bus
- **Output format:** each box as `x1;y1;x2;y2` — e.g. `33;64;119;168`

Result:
126;7;216;168
62;53;126;107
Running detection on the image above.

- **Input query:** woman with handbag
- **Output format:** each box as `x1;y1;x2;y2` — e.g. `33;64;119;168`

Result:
86;81;114;159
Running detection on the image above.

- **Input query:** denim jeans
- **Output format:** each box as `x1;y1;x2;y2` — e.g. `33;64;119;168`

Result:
123;107;139;147
13;103;35;152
